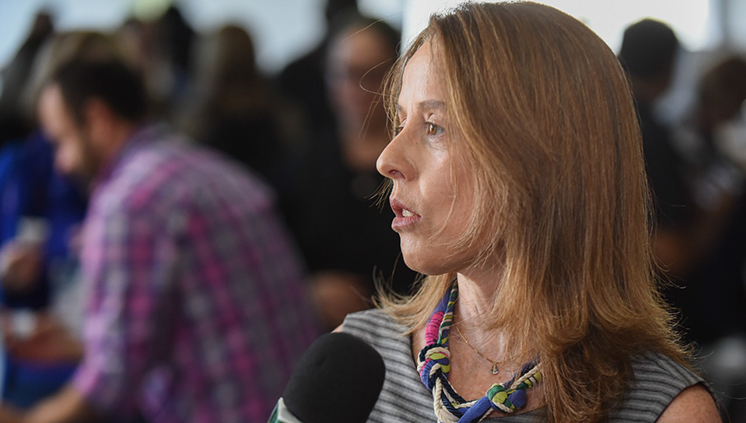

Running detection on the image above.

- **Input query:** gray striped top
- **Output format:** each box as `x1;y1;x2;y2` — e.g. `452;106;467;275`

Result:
343;309;706;423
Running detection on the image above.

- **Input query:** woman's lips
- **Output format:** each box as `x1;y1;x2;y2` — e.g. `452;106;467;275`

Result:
390;198;421;229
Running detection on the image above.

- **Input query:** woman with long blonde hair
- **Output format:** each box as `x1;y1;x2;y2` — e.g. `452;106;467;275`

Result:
340;2;721;422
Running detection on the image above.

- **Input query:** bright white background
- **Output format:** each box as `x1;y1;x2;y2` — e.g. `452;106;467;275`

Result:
1;0;744;120
0;0;403;74
403;0;718;51
1;0;743;74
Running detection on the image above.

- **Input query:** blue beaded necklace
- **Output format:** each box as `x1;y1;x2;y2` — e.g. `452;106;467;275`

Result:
417;283;542;422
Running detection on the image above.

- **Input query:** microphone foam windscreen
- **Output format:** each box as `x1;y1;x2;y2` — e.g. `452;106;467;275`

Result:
283;332;386;423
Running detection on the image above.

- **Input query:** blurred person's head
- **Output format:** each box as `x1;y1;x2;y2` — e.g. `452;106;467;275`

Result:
326;14;400;136
697;56;746;130
31;10;55;38
325;0;359;26
117;18;147;69
157;5;194;72
618;19;679;102
195;24;259;114
38;58;148;180
23;31;122;122
0;8;56;143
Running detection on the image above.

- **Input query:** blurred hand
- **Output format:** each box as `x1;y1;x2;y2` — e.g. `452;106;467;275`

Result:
0;403;24;423
0;242;43;293
310;271;373;330
3;312;83;363
66;224;84;257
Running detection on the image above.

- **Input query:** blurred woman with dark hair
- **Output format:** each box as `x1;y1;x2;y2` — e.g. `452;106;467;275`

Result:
287;14;418;330
181;24;289;188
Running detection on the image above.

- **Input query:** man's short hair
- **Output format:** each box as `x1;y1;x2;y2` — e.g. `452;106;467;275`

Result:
49;58;148;124
619;19;679;79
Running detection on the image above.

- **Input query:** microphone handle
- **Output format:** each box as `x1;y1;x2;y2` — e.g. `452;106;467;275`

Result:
268;398;304;423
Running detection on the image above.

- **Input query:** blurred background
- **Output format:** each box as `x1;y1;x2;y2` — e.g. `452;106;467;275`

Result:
0;0;402;75
0;0;745;421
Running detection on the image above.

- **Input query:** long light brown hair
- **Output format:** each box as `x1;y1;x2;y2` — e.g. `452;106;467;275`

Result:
378;2;687;422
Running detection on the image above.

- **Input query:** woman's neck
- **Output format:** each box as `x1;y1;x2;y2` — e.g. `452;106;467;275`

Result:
453;266;513;361
455;263;501;325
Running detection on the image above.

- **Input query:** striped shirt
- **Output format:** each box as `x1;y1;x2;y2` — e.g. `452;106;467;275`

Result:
343;309;706;423
72;125;319;422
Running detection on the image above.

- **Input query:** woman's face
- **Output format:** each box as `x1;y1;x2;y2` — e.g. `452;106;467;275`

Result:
326;27;392;131
376;40;481;275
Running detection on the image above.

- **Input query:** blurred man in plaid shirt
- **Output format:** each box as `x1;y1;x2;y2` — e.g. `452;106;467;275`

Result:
0;57;318;423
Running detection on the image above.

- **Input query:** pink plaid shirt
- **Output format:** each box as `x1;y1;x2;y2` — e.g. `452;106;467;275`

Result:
72;125;318;422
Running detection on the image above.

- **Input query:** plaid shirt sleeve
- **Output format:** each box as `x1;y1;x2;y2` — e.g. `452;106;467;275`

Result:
70;138;319;422
71;193;179;417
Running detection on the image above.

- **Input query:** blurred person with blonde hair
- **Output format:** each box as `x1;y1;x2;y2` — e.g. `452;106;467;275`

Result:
339;2;720;422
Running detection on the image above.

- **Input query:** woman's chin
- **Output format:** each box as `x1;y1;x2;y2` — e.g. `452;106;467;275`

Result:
400;254;451;277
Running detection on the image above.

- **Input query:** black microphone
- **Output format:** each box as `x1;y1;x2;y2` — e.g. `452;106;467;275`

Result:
269;332;386;423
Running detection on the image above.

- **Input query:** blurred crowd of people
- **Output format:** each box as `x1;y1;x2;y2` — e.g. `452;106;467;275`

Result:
0;0;743;421
619;19;746;420
0;1;419;421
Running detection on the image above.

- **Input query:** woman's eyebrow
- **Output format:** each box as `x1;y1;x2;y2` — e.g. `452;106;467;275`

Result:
396;100;446;114
417;100;446;112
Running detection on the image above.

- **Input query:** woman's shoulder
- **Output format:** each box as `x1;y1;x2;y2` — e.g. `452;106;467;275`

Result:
341;309;408;345
340;309;441;423
609;352;718;422
628;352;703;388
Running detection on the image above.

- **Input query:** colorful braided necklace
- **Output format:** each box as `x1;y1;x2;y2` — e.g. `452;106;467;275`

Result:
417;283;542;423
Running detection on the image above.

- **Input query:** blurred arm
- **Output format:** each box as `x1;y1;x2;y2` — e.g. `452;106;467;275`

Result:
0;386;100;423
65;202;174;420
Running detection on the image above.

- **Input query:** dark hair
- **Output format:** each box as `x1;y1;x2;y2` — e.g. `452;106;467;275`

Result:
618;19;679;79
328;12;401;58
699;56;746;108
49;58;148;124
324;0;359;26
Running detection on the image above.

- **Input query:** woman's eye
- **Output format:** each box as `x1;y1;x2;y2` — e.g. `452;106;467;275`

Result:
427;123;441;136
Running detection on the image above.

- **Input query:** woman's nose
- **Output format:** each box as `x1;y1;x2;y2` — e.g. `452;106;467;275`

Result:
376;132;410;181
